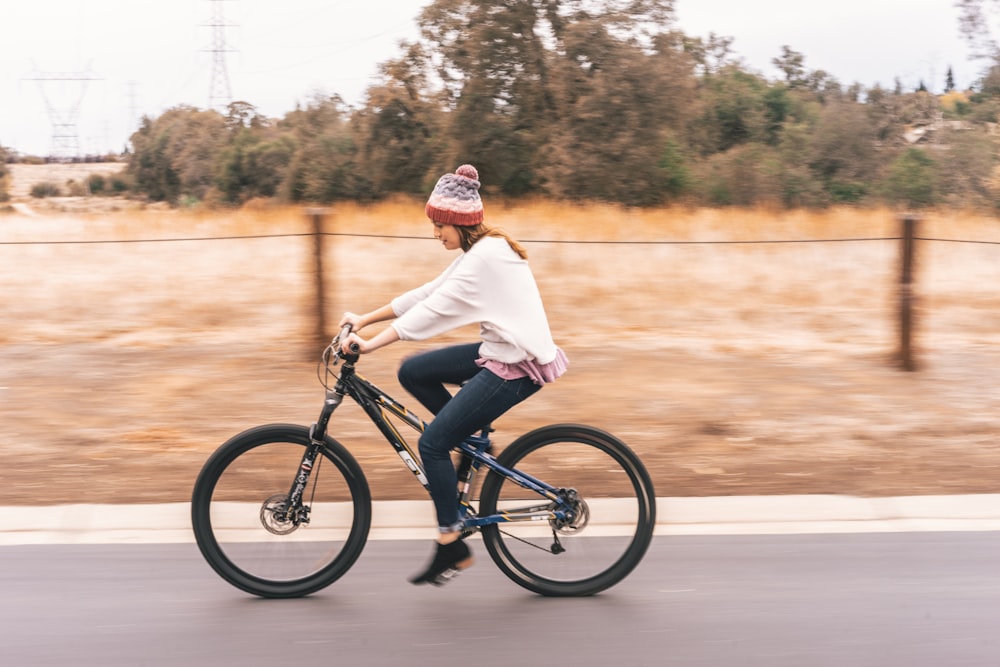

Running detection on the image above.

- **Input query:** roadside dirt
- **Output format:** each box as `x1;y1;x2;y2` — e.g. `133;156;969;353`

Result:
2;164;999;505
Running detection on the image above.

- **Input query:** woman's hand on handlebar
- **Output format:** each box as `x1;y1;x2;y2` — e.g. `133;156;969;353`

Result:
339;311;365;331
339;332;366;356
335;310;401;356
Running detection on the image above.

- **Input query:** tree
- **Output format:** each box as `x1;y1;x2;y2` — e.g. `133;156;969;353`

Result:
957;0;1000;59
933;126;999;208
212;102;295;204
946;66;956;92
543;12;695;205
127;106;227;203
281;94;370;202
696;143;786;206
773;45;807;88
882;148;937;208
417;0;557;193
681;32;735;77
216;132;294;204
689;65;772;155
806;100;878;203
356;43;440;195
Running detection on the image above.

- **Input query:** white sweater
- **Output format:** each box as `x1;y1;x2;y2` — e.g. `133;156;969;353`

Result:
390;236;559;365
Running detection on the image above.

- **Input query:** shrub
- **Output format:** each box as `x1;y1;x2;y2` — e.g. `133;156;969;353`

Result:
87;173;106;195
30;182;62;198
65;179;89;197
0;148;8;202
110;176;130;194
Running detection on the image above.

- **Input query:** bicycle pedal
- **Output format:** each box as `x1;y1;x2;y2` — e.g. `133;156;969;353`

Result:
432;567;463;586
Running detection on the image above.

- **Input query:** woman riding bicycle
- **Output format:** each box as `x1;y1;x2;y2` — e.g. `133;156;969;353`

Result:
338;164;568;586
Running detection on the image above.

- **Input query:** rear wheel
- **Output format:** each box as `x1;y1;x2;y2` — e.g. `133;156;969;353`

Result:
191;424;371;598
478;424;655;596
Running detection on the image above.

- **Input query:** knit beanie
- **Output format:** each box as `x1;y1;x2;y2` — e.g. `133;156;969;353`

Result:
425;164;484;226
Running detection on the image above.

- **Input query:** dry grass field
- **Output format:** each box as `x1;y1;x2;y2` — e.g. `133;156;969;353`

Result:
2;164;1000;505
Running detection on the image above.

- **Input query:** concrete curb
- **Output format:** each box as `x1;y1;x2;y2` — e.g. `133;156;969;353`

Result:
2;495;1000;545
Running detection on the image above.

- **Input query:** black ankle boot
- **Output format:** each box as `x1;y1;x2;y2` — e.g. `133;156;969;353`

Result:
409;539;473;586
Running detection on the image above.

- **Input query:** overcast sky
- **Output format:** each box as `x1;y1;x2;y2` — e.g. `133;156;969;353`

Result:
0;0;978;157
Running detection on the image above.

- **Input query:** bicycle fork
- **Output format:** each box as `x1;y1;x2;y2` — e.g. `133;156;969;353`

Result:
277;389;345;527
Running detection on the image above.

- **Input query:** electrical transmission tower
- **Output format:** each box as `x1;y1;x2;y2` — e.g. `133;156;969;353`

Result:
25;63;102;160
204;0;236;112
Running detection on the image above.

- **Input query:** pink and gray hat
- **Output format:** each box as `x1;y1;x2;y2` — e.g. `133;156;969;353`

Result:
425;164;484;226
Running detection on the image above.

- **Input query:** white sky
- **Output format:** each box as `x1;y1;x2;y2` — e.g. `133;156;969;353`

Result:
0;0;979;157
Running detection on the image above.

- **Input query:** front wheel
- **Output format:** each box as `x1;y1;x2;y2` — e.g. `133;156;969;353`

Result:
478;424;656;596
191;424;372;598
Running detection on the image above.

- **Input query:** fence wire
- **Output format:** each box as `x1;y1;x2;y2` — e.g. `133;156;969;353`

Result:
1;232;999;246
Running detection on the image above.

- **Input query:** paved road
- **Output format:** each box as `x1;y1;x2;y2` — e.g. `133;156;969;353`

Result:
3;533;999;666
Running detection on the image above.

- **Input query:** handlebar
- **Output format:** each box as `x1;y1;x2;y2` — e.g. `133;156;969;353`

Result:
335;324;360;355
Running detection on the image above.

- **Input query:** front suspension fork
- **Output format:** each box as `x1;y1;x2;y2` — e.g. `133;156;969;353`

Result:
280;389;344;524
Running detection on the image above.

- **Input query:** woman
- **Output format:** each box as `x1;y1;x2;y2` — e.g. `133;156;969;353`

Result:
339;164;568;587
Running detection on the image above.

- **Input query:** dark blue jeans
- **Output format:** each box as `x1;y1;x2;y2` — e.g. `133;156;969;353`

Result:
397;343;541;532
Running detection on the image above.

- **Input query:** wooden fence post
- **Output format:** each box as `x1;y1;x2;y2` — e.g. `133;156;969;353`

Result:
898;214;919;371
308;208;330;354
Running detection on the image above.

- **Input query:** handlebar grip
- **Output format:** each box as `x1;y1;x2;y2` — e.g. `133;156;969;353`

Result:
337;323;361;356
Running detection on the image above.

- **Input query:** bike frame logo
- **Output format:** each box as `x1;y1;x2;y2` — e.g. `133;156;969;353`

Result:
289;453;316;506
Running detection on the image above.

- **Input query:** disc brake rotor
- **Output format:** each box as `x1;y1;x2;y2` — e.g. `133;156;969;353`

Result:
260;493;299;535
552;493;590;535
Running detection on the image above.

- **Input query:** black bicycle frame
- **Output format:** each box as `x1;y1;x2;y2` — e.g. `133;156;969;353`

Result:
289;354;576;529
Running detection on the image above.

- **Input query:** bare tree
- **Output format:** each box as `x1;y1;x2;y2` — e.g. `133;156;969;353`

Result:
957;0;1000;59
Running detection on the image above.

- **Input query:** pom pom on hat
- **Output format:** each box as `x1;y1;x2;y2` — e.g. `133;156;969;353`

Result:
425;164;484;226
455;164;479;180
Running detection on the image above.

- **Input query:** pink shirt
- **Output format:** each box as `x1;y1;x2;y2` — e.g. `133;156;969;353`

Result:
478;347;569;386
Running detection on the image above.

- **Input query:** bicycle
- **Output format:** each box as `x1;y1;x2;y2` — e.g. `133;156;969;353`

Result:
191;325;656;598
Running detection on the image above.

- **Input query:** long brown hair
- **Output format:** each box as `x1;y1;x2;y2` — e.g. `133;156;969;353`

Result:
456;224;528;259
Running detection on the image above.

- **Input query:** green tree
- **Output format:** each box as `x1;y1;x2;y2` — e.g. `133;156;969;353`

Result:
356;43;441;195
128;106;227;203
689;65;772;155
417;0;558;194
881;148;937;208
806;100;879;203
214;102;293;204
216;132;294;204
543;14;695;205
282;94;370;202
773;45;807;88
771;117;827;207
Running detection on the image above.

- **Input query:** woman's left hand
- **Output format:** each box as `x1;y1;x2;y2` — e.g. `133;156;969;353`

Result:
340;332;367;355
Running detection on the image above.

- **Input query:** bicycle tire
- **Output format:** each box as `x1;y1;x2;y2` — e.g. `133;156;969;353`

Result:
478;423;655;596
191;424;371;598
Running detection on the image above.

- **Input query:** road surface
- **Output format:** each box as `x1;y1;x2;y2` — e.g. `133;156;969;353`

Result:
2;533;999;666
